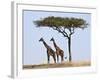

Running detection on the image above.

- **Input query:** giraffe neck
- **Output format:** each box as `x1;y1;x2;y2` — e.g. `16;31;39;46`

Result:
42;40;49;49
53;40;59;49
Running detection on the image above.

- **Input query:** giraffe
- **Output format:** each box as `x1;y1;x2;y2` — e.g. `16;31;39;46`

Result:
50;37;64;63
39;38;56;64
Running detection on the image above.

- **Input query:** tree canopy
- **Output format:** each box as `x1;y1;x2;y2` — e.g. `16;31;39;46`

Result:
34;16;88;29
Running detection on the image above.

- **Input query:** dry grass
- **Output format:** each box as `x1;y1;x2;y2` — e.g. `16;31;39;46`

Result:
23;61;91;69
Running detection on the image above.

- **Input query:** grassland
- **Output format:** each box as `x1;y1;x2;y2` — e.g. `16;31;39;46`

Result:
23;61;90;69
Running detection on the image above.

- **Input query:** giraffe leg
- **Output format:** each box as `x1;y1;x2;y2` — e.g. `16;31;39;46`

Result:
47;54;50;64
47;55;50;64
57;55;59;63
53;54;56;63
61;55;64;62
60;51;64;62
47;51;50;64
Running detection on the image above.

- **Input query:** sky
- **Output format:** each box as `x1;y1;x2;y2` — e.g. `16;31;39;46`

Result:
23;10;91;65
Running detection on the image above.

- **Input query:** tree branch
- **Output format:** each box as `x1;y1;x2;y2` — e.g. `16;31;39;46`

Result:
57;27;69;38
59;27;69;37
52;27;69;38
70;27;75;35
52;27;57;30
63;29;69;37
68;27;75;36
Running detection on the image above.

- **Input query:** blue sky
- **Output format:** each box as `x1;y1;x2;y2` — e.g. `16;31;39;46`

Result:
23;10;91;65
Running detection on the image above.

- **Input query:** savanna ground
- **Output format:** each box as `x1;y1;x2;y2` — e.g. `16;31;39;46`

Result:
23;61;90;69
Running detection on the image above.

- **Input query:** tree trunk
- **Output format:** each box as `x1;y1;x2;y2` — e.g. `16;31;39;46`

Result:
68;36;72;62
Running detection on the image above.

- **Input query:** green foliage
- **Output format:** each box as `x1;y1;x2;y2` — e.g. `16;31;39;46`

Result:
34;16;88;29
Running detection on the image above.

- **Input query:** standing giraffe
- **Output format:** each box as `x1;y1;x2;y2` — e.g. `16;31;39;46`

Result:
50;37;64;63
39;38;56;64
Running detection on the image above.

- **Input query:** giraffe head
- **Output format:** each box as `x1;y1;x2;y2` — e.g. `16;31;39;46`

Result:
39;37;44;42
50;37;54;41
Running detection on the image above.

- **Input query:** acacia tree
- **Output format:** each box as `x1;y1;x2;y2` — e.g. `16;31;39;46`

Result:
34;16;88;62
